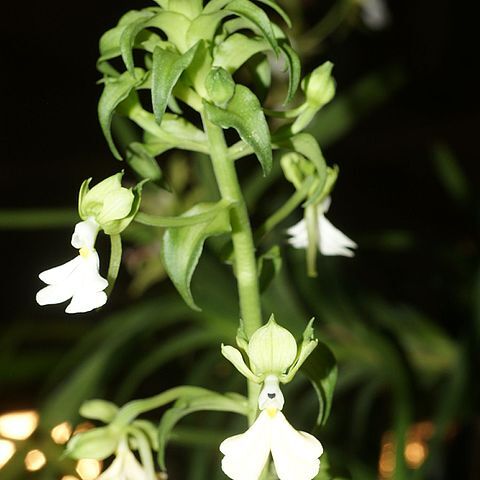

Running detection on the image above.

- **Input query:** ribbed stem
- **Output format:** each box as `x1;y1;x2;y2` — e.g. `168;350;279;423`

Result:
201;112;263;422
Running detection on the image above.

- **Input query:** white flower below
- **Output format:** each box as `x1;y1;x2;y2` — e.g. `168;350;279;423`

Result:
98;441;148;480
287;197;357;257
36;218;108;314
360;0;391;30
220;376;323;480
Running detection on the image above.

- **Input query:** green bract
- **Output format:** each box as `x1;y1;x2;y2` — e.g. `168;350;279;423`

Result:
78;172;143;235
222;314;318;383
80;399;119;423
205;67;235;106
66;425;121;460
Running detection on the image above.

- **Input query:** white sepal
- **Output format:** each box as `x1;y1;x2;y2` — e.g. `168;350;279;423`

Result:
287;196;357;257
98;441;149;480
71;217;100;249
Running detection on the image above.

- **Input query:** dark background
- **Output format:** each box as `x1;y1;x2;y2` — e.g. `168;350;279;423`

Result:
1;0;478;477
2;1;477;322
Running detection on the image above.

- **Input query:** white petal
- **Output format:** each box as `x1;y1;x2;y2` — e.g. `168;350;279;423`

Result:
286;219;308;249
36;283;75;306
220;411;272;480
71;218;100;249
124;449;149;480
66;290;107;314
38;256;82;285
37;251;108;313
97;456;124;480
270;412;323;480
318;215;357;257
319;196;331;214
77;252;109;291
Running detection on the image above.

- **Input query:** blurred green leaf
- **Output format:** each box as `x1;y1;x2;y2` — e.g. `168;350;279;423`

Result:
0;209;77;229
158;390;248;470
432;143;469;204
301;341;337;426
258;245;282;292
162;201;232;310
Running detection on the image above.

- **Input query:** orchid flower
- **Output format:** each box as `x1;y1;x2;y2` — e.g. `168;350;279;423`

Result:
287;196;357;257
220;376;323;480
97;440;149;480
36;217;108;313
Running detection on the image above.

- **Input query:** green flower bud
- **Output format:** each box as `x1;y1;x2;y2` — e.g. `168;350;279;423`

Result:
80;399;119;423
78;172;144;235
66;426;120;460
302;62;336;108
205;67;235;106
248;314;298;376
292;62;336;134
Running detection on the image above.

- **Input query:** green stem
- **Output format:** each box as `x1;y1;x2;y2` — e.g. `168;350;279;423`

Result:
114;386;210;426
254;177;314;243
106;234;122;296
134;200;231;228
201;112;263;423
305;204;319;277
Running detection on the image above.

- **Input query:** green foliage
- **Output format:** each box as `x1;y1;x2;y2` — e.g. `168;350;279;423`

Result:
162;201;233;309
204;85;272;175
301;341;337;426
157;391;248;470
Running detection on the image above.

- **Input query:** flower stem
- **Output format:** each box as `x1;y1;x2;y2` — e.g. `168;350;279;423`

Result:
201;112;263;422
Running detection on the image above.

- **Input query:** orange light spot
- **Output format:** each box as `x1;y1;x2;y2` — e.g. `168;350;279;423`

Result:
0;411;39;440
25;449;46;471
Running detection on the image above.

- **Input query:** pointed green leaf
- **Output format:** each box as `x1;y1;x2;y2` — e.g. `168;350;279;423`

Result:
126;142;163;182
226;0;279;53
162;201;232;310
187;11;230;46
120;11;156;74
167;0;203;19
98;70;145;159
146;11;191;52
256;0;292;28
213;33;268;73
300;341;337;426
279;40;301;104
157;391;248;471
204;85;272;175
152;42;200;125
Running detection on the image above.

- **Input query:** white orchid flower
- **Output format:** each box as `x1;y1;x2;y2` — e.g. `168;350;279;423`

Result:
220;375;323;480
98;441;149;480
36;217;108;314
287;196;357;257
